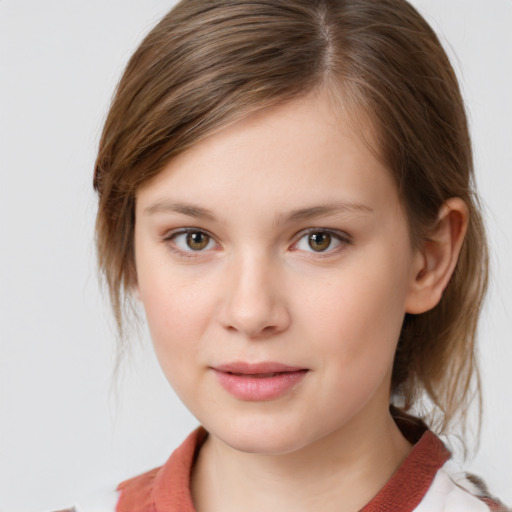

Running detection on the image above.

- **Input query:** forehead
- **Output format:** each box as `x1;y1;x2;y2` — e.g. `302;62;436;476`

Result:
135;91;398;219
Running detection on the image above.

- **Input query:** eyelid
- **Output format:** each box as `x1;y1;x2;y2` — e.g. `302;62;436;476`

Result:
160;226;351;258
290;228;352;253
162;227;220;257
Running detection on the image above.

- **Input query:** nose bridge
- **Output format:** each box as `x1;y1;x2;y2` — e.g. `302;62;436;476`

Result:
220;246;289;337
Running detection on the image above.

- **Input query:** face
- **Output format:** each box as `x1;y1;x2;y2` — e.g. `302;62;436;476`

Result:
134;92;422;455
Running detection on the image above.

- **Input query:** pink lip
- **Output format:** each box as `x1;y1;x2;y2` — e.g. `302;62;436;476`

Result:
211;362;308;401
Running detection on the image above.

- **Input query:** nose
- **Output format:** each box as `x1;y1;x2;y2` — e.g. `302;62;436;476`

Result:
218;251;291;339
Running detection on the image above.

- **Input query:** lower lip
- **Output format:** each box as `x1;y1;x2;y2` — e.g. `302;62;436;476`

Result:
213;369;308;401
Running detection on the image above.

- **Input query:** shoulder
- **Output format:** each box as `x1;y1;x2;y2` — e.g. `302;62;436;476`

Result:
47;427;206;512
366;413;509;512
46;485;120;512
414;461;510;512
115;466;161;512
115;428;206;512
46;467;161;512
43;473;155;512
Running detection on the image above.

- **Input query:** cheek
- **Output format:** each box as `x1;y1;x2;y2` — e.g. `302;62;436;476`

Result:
138;276;211;402
136;234;211;328
135;244;216;376
296;251;410;374
141;280;205;341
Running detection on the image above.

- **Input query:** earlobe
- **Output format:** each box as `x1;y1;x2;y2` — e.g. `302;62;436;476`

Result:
405;197;468;314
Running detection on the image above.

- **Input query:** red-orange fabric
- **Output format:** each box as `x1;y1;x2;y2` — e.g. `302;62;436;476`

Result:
116;428;207;512
116;424;451;512
116;466;159;512
360;430;448;512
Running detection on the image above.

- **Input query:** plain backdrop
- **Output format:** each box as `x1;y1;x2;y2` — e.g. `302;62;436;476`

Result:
1;1;511;511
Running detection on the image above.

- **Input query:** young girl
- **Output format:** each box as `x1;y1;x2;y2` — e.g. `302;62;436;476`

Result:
61;0;508;510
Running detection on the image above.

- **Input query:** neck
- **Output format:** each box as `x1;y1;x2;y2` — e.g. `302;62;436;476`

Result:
191;407;412;512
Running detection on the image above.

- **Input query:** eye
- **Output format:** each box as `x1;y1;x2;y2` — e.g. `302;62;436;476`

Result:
167;230;217;253
293;230;348;253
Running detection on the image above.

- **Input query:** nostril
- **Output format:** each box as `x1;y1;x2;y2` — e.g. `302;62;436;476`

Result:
217;268;291;337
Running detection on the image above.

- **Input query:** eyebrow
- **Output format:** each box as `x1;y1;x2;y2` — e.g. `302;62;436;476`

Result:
276;202;374;225
144;201;216;221
143;200;373;223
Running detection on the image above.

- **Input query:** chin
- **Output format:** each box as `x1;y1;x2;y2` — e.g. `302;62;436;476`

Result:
223;433;304;455
204;415;320;456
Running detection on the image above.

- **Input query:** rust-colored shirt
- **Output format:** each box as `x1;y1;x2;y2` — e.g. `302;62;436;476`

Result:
54;423;509;512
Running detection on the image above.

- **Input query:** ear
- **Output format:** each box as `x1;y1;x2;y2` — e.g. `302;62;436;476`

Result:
405;197;468;314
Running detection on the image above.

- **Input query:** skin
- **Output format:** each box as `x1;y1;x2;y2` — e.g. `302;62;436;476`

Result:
134;91;467;512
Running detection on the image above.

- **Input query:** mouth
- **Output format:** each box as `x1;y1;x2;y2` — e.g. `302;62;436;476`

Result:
227;372;285;378
211;362;309;401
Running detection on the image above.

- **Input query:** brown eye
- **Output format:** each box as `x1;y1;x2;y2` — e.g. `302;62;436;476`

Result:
186;232;210;250
308;232;332;251
167;230;217;255
293;230;347;255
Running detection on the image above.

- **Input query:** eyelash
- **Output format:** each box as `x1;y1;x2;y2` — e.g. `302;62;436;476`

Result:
291;228;352;256
163;228;219;258
162;228;352;258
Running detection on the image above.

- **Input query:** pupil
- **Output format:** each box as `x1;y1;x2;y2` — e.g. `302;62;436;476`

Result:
308;232;331;251
187;232;209;250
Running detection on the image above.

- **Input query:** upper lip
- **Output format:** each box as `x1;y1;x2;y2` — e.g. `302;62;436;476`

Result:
212;361;306;375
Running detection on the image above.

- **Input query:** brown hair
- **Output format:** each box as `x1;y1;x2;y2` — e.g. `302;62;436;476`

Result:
94;0;488;437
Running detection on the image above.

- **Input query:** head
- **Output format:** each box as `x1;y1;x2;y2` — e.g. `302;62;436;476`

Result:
94;0;488;438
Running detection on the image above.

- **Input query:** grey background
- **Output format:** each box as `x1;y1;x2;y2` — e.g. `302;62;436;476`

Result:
1;1;511;510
